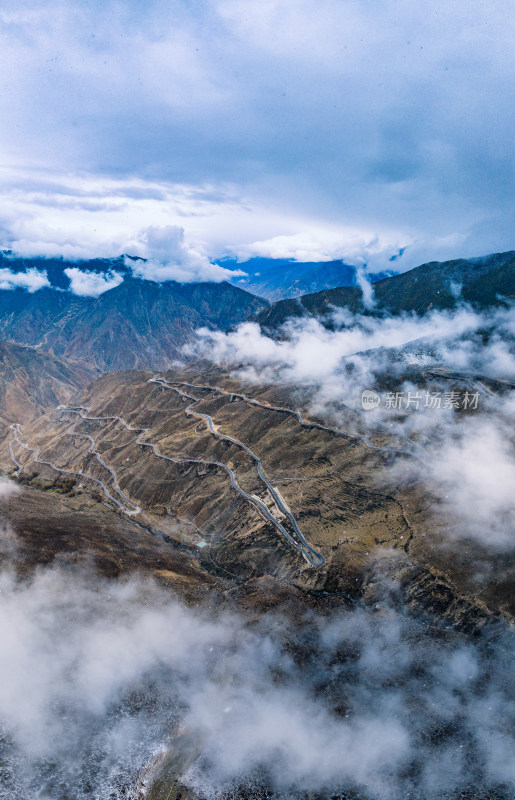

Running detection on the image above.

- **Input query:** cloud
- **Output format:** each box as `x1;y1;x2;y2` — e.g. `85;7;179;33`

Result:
64;267;124;296
188;306;484;386
355;264;376;309
228;229;410;269
425;413;515;548
0;479;19;501
0;267;49;292
0;169;252;263
0;1;512;264
187;303;515;549
0;562;512;799
128;225;245;283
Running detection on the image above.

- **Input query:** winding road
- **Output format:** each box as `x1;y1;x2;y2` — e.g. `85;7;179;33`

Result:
73;403;324;565
8;371;434;567
424;366;515;399
149;377;325;565
9;421;141;515
9;393;326;565
152;378;427;456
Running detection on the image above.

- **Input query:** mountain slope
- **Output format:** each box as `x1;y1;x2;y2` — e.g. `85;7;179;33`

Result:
225;257;391;301
3;365;510;626
0;341;96;426
253;250;515;329
0;278;268;371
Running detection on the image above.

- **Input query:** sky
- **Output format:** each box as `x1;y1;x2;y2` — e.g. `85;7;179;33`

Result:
0;0;513;273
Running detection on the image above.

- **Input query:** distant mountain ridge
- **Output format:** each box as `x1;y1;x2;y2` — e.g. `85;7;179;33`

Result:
0;250;392;302
2;249;513;371
221;257;392;301
253;250;515;330
0;276;267;371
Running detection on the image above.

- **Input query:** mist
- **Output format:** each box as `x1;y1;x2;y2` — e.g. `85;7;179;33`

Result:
0;555;512;800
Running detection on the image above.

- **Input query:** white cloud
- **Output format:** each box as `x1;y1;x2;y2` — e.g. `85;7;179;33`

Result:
228;229;410;268
0;563;512;798
128;225;245;283
426;414;515;548
0;167;511;276
0;479;19;500
64;267;124;297
231;232;406;271
355;264;376;308
189;307;483;386
0;267;49;292
0;0;512;266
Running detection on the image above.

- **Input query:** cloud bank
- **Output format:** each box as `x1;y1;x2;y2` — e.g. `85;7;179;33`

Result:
0;0;513;266
0;267;49;292
128;225;244;283
0;563;512;800
64;267;124;296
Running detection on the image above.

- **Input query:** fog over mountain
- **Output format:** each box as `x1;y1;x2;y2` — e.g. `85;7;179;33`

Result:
220;257;393;301
188;298;515;551
253;251;515;328
0;255;513;798
0;555;512;800
0;1;513;798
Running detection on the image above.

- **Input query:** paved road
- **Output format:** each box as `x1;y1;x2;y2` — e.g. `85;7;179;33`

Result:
17;402;325;567
425;365;515;398
8;370;431;568
9;422;141;515
159;379;427;457
148;379;325;566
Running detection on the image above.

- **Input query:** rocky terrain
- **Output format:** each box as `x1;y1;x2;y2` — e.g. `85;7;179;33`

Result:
0;340;96;429
2;364;511;626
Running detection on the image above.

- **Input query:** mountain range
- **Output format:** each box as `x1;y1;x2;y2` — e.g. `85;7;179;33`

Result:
0;249;513;374
222;256;392;301
0;248;513;800
254;250;515;330
0;251;390;302
0;275;267;371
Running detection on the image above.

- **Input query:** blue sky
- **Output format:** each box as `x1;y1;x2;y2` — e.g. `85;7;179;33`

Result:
0;0;513;274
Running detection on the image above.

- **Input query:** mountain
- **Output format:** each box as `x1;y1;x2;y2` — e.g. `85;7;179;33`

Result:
253;250;515;329
0;340;96;427
4;363;509;626
223;257;392;301
1;352;511;800
0;277;267;371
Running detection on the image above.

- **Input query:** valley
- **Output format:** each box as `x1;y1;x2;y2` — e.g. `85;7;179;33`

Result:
0;251;513;800
2;364;511;627
1;4;514;795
